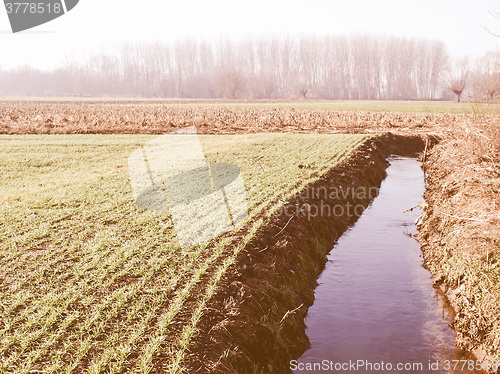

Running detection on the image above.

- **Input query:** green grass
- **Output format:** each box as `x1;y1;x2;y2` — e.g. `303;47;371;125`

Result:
0;133;370;373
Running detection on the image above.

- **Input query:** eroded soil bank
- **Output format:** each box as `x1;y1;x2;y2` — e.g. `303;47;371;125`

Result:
185;133;425;373
417;123;500;373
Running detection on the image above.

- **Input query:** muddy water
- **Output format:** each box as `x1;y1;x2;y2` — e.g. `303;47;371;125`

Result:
295;157;482;374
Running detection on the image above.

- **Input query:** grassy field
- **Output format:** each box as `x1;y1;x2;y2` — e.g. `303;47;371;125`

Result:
0;133;370;373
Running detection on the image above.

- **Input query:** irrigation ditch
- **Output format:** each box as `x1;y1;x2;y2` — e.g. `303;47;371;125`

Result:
186;133;444;373
183;127;499;374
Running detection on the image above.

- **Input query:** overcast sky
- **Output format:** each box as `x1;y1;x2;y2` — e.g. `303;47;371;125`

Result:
0;0;499;70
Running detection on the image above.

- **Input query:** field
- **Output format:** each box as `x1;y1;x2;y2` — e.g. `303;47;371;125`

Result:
3;98;500;115
156;100;500;115
0;132;369;373
1;100;499;136
0;99;499;373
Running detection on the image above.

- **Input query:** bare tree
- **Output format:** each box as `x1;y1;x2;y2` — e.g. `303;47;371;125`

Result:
0;35;463;100
482;72;500;100
294;71;311;99
481;6;500;37
474;51;500;100
216;68;246;99
445;58;469;102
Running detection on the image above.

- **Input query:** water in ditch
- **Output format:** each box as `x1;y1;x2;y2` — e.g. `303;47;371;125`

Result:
295;156;483;374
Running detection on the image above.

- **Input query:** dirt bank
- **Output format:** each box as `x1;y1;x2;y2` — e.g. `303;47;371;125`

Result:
417;122;500;373
183;134;425;373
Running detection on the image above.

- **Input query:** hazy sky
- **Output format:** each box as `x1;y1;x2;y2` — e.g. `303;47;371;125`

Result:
0;0;499;70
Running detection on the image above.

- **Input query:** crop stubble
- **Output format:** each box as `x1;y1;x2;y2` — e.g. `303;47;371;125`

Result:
0;100;499;136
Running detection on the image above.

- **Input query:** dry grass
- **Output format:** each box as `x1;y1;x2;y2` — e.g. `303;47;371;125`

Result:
0;100;499;136
418;119;500;368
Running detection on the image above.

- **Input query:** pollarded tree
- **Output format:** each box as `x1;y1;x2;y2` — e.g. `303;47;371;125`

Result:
215;68;246;99
476;51;500;100
445;58;469;102
483;72;500;100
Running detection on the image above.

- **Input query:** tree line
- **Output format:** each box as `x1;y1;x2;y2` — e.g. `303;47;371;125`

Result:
0;35;499;100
